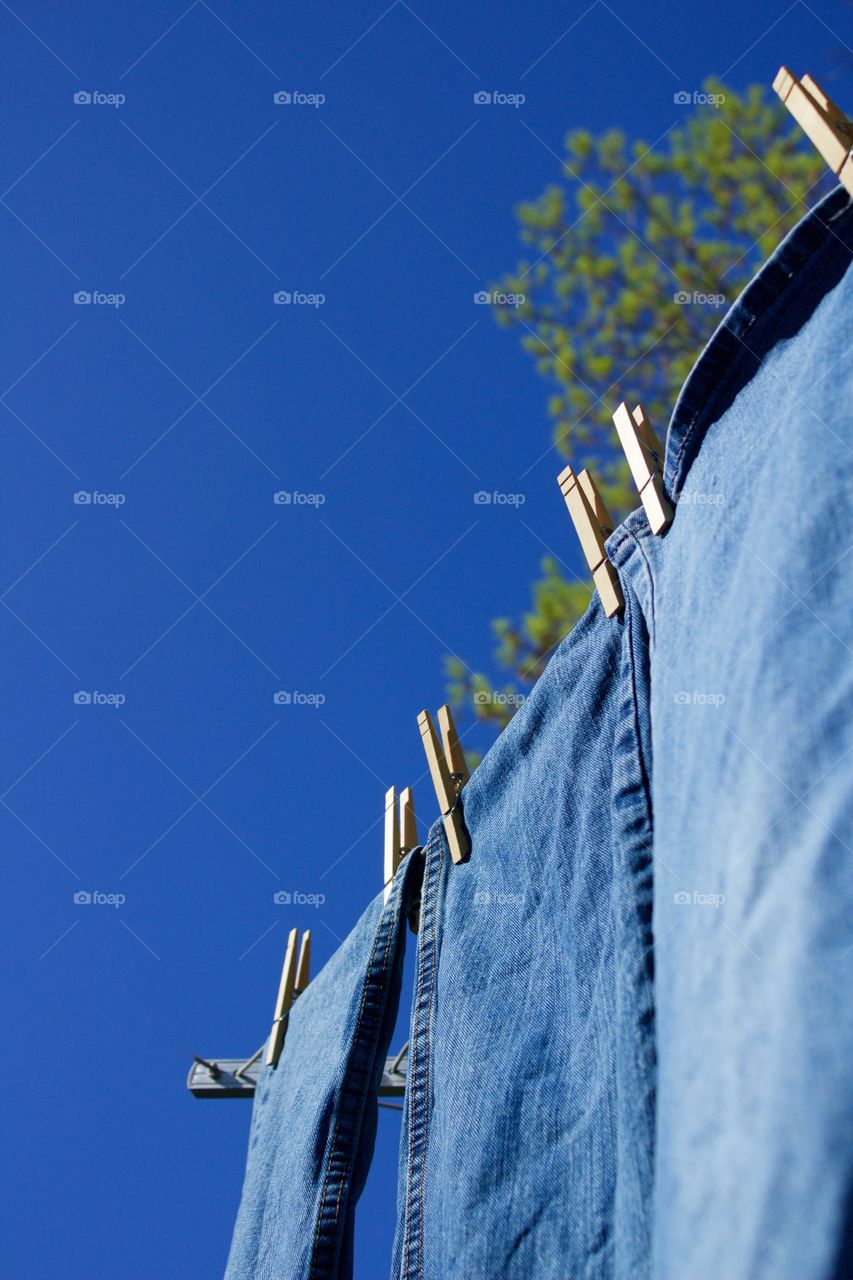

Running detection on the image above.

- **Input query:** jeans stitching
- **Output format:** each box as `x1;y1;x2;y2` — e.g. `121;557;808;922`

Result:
401;823;444;1280
308;866;406;1280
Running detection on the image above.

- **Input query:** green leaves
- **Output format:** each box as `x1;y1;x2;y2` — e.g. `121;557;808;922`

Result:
451;80;832;732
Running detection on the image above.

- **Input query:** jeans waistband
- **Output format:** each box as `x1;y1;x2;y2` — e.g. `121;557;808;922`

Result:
664;185;853;502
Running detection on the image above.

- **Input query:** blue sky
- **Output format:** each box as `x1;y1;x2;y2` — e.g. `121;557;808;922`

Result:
2;2;850;1276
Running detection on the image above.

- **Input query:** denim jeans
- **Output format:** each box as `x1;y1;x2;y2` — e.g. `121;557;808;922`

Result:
650;185;853;1280
392;554;657;1279
393;185;853;1280
225;851;421;1280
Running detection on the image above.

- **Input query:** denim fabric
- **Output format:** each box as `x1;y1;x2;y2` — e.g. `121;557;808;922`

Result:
225;851;421;1280
392;547;657;1279
392;184;853;1280
650;185;853;1280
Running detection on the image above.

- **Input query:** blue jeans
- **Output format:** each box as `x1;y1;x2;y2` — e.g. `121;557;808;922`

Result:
393;566;657;1279
393;185;853;1280
649;185;853;1280
225;851;420;1280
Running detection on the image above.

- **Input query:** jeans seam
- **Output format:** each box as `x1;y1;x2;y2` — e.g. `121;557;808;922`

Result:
625;529;657;648
308;865;407;1280
671;305;759;487
614;587;657;1269
608;523;657;648
623;590;654;819
401;823;444;1280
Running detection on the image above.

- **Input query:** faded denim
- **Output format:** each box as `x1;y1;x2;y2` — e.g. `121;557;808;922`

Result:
651;185;853;1280
392;541;657;1279
225;186;853;1280
225;852;421;1280
392;184;853;1280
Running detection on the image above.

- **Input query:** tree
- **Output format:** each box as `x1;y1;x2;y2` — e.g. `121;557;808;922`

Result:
448;79;830;731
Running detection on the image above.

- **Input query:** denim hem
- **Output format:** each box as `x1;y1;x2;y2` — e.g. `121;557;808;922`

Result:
610;581;657;1279
608;517;658;640
396;821;446;1280
614;591;654;834
614;583;656;997
308;851;420;1280
663;185;853;501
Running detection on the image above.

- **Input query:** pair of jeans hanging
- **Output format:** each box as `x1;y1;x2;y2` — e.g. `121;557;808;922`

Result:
647;185;853;1280
392;549;657;1280
225;851;421;1280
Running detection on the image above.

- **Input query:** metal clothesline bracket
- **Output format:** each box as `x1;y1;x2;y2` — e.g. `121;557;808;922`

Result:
187;1043;409;1099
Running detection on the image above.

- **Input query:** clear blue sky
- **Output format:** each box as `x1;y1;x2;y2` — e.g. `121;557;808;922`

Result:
2;2;850;1276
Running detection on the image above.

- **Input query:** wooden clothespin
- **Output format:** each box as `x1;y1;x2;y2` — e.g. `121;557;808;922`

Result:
400;787;420;934
294;930;311;993
612;402;673;535
437;705;469;789
384;786;400;903
400;786;418;856
774;68;853;196
265;927;299;1068
384;786;419;902
417;704;470;864
557;464;624;618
